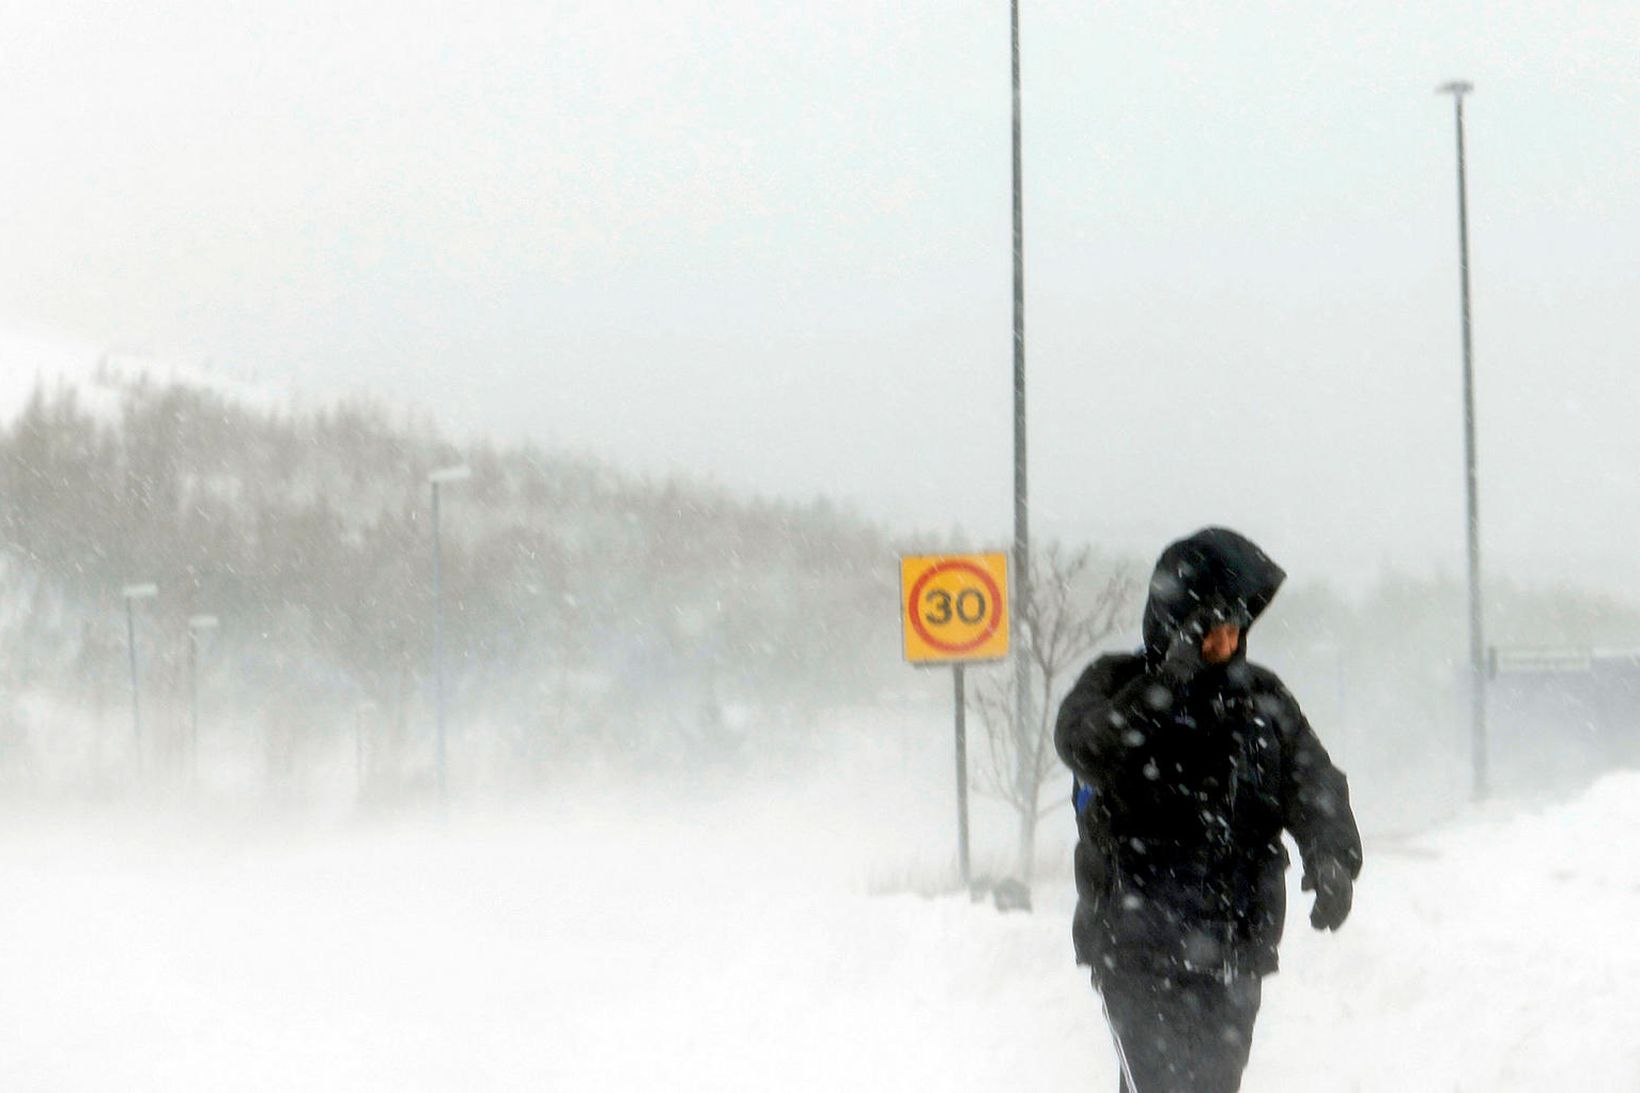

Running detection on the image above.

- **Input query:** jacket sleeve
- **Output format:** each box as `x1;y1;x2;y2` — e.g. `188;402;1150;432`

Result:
1262;681;1363;881
1054;653;1153;789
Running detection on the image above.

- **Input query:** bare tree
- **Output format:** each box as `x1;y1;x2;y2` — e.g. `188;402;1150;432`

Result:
974;544;1136;888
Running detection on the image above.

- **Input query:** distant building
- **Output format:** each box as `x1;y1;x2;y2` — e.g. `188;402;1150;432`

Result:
1488;647;1640;794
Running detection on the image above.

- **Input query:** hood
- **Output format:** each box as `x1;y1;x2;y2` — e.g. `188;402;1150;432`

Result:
1141;527;1286;663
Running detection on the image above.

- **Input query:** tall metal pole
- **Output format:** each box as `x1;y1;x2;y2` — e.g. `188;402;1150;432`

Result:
122;583;157;774
186;615;218;787
355;701;375;797
427;465;469;803
126;597;142;765
1439;80;1486;800
432;479;447;799
189;627;200;783
186;613;221;784
953;663;971;890
1009;0;1033;823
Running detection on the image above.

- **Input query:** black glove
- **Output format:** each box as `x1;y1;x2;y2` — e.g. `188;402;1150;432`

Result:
1156;616;1209;688
1303;857;1354;931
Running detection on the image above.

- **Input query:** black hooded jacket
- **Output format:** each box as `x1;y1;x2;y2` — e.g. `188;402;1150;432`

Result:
1054;528;1362;978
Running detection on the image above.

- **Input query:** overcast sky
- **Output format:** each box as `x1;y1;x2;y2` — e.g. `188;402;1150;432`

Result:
2;1;1637;598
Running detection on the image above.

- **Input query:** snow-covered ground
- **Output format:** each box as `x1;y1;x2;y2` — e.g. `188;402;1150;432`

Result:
2;753;1637;1091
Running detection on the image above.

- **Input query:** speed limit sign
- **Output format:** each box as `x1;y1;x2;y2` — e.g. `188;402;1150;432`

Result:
900;552;1010;664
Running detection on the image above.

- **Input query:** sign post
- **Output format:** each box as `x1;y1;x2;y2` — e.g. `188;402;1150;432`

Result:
900;552;1011;890
952;662;969;887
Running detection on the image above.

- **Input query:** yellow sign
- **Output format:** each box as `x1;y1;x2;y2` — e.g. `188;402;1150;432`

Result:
900;552;1010;664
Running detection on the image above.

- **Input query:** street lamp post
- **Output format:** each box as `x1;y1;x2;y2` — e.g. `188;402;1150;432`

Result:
1009;0;1033;827
187;614;219;785
355;700;378;796
1437;80;1487;800
428;464;471;799
122;583;158;772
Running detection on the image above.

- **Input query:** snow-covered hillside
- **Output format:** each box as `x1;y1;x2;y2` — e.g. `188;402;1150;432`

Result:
0;322;280;425
1;749;1635;1091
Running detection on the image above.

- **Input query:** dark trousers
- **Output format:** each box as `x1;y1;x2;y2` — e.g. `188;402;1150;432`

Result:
1098;969;1262;1093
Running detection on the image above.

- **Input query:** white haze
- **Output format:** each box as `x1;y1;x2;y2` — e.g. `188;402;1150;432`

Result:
3;2;1640;596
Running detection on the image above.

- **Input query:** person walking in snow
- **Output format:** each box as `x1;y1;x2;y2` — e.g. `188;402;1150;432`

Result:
1055;528;1361;1093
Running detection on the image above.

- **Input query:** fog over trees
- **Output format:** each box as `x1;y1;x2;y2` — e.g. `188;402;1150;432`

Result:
2;366;1636;844
0;370;910;794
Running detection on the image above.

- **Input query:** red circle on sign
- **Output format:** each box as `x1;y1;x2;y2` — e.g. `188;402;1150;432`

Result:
908;560;1004;654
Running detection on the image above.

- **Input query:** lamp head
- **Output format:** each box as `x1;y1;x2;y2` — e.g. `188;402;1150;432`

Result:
428;464;472;485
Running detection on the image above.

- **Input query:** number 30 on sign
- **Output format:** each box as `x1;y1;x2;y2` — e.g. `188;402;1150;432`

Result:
899;552;1010;664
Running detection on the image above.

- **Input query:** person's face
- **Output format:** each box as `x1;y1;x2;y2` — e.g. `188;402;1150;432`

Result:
1201;624;1241;665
